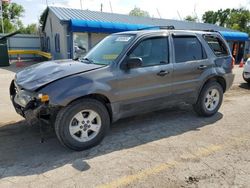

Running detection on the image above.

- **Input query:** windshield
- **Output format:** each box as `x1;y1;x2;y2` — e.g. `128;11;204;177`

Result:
80;35;135;65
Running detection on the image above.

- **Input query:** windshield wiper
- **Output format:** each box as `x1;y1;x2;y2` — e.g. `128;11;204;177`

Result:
80;57;94;64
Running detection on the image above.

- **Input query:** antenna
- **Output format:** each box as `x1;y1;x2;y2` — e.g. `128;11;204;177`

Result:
193;3;199;22
156;8;162;19
109;1;113;13
177;11;182;20
80;0;83;10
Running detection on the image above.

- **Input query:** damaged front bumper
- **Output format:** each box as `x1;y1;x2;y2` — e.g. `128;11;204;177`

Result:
10;80;58;125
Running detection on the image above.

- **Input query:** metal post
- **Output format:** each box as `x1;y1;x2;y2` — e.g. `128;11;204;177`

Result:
0;0;4;33
109;1;113;13
1;17;3;34
80;0;83;9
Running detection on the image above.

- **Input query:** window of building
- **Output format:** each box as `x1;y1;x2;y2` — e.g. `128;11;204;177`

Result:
73;32;88;59
203;35;229;57
173;36;206;63
91;33;109;48
129;37;169;67
46;37;50;52
55;33;60;53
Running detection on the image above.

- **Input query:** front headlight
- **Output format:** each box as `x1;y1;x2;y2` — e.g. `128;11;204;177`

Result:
14;90;33;107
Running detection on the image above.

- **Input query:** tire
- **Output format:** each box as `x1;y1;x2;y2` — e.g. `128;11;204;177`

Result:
243;72;250;83
55;99;110;151
193;81;223;117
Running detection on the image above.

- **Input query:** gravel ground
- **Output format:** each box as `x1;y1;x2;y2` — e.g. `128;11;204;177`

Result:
0;64;249;188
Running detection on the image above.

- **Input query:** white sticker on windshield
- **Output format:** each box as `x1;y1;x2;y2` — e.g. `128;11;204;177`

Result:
115;36;132;42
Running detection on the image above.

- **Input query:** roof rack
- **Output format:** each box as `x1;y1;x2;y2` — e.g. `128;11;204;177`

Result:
137;27;222;35
199;29;218;32
138;25;175;31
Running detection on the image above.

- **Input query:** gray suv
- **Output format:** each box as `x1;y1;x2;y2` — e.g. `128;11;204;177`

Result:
10;29;235;150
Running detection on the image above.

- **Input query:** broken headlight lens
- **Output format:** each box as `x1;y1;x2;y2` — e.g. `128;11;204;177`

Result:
14;90;33;107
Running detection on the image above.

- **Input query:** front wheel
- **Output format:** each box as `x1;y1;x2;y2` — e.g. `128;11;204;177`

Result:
243;72;250;83
193;82;223;117
55;99;110;151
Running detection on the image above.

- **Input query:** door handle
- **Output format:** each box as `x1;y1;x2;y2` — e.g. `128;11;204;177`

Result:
157;70;169;76
197;65;207;70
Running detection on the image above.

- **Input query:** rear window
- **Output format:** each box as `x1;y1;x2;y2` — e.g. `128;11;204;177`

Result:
204;35;229;57
173;36;207;63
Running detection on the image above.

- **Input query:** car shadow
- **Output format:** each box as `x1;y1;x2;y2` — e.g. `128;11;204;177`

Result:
0;105;223;179
239;82;250;90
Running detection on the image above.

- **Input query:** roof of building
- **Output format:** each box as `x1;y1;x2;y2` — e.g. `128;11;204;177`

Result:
49;6;233;31
44;6;249;41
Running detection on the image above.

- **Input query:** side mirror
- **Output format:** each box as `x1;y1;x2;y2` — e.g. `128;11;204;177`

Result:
126;57;142;69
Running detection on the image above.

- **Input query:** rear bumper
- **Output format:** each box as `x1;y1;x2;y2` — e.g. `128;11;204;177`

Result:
224;72;235;91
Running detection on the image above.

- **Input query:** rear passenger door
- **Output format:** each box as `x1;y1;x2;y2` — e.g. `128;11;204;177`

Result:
171;35;211;102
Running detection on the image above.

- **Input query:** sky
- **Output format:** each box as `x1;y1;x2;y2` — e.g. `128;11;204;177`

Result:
11;0;250;26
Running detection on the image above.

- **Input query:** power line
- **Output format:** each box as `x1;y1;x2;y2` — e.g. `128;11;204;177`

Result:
109;1;113;13
80;0;83;10
177;11;182;20
156;8;161;19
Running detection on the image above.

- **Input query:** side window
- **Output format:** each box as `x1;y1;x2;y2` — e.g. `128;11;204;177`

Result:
173;36;206;63
204;35;228;57
129;37;169;67
55;33;60;53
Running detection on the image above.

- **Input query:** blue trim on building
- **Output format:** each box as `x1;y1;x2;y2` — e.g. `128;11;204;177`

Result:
219;31;249;41
70;19;150;33
69;19;249;41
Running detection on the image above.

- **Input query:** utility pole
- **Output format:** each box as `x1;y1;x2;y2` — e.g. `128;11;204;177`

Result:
109;1;113;13
177;11;182;20
100;3;103;12
0;0;4;33
156;8;161;19
80;0;83;9
193;3;199;22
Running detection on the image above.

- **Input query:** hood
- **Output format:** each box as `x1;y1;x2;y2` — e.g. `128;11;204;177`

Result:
15;59;103;91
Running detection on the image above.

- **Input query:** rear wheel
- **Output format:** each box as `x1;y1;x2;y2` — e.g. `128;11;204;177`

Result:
193;82;223;117
55;99;110;151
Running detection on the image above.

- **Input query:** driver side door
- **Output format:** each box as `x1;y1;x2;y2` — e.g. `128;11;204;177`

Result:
114;36;173;118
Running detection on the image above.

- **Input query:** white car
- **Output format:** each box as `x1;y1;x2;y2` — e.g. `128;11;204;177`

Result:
243;58;250;83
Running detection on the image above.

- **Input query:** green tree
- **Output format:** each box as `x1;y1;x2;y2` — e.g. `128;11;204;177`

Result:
216;9;231;26
0;2;25;33
227;8;250;34
202;11;218;24
1;2;38;34
202;8;250;34
129;7;150;17
22;23;38;34
184;15;198;22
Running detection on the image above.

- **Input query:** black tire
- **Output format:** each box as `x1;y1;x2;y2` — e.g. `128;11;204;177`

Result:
193;81;223;117
55;99;110;151
243;72;250;83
